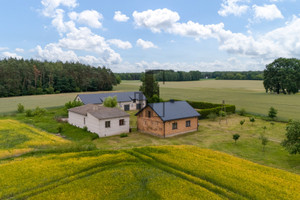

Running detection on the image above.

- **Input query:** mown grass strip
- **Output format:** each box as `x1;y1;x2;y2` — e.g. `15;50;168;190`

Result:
126;150;247;200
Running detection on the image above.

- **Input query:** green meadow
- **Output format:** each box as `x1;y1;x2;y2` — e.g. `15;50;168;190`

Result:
1;80;300;120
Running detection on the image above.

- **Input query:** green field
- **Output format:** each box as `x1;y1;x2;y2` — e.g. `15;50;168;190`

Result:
0;119;70;159
1;80;300;120
0;145;299;200
115;80;300;121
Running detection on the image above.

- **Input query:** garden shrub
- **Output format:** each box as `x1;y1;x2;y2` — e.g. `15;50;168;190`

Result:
17;103;24;113
120;133;128;138
25;109;34;117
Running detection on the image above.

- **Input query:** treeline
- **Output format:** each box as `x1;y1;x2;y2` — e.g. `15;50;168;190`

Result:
0;58;119;97
118;70;202;81
117;70;263;81
202;71;263;80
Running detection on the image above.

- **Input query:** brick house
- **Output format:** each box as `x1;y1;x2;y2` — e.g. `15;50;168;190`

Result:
75;91;147;111
135;101;200;138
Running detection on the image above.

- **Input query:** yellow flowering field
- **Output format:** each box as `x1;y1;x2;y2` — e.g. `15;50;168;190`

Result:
0;145;299;199
0;119;69;158
134;145;300;200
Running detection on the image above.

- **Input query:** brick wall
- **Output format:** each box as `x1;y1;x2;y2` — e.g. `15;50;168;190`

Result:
137;106;198;137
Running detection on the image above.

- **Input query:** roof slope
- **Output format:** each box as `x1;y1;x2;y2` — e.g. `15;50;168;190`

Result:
77;91;146;104
137;101;200;122
68;104;129;120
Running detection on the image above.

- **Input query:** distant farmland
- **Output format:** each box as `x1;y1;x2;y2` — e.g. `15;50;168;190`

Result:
1;80;300;120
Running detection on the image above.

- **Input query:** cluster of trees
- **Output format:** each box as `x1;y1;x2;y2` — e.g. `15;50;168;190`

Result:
117;70;263;81
203;71;263;80
0;58;119;97
117;70;202;81
263;58;300;94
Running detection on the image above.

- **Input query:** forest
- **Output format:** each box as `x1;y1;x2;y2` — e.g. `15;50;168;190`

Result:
0;58;119;97
117;70;263;81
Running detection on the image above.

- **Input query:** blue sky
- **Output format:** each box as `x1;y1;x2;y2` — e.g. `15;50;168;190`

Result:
0;0;299;72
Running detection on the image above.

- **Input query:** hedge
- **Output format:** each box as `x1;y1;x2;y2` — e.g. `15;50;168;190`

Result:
166;99;236;119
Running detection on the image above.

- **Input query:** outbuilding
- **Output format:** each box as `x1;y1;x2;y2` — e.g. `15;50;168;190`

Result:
135;100;200;138
75;91;147;111
68;104;130;137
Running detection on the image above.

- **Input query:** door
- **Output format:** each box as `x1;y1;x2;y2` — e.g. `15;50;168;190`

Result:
136;103;141;110
124;104;130;111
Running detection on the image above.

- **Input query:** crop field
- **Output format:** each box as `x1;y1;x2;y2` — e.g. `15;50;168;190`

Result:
0;119;70;159
1;80;300;120
115;80;300;121
0;145;299;200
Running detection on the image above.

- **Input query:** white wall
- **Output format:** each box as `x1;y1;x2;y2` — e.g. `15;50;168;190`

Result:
69;112;130;137
118;100;146;111
98;116;130;137
68;111;86;128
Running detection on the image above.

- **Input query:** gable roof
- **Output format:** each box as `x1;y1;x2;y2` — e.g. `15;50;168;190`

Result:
68;104;129;120
77;91;146;104
136;101;200;122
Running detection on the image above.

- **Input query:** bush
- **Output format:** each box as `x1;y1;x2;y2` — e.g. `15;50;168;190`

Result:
33;107;46;116
268;107;277;119
83;126;88;132
120;133;128;138
219;111;226;117
25;109;34;117
65;100;84;109
17;103;24;113
57;125;63;133
239;108;246;116
233;134;240;144
249;117;255;125
207;112;218;121
103;96;117;108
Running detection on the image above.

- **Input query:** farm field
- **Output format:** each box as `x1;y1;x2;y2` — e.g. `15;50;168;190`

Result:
0;119;69;159
0;145;299;200
115;80;300;121
1;80;300;120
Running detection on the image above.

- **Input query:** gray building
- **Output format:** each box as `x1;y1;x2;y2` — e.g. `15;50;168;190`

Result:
75;91;147;111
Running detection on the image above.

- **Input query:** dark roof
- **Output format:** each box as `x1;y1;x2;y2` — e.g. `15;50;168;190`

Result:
68;104;129;120
77;91;146;104
136;101;200;122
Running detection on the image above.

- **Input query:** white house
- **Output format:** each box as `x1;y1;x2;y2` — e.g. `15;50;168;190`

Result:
68;104;130;137
75;91;147;111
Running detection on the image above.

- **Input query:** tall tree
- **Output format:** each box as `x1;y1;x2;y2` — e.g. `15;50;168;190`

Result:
263;58;300;94
139;72;160;100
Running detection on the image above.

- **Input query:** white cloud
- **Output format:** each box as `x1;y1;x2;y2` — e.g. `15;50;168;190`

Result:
0;47;9;51
114;11;129;22
68;10;103;28
218;16;300;58
136;39;158;49
133;8;180;33
15;48;24;53
107;39;132;49
218;0;249;17
36;25;122;65
51;9;67;34
2;52;22;59
36;43;78;62
41;0;78;17
253;4;284;21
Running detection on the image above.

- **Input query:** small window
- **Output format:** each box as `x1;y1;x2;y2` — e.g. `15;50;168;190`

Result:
186;120;191;127
133;99;136;103
148;111;151;118
119;119;125;126
172;122;177;130
105;121;110;128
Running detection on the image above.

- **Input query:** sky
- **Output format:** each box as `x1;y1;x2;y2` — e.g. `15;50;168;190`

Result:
0;0;300;72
